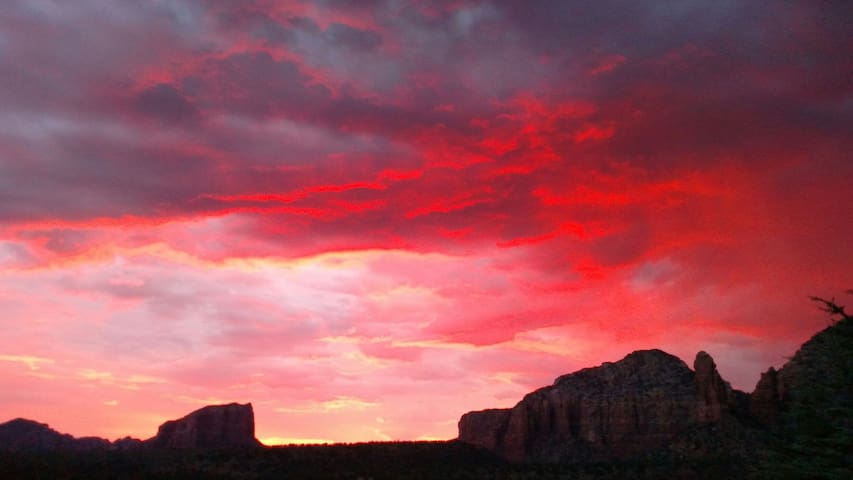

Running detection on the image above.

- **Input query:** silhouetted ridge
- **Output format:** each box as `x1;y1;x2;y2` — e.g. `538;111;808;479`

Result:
553;349;694;389
0;418;109;451
0;402;259;451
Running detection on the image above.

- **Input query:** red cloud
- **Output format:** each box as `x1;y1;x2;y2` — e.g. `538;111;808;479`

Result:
589;54;627;76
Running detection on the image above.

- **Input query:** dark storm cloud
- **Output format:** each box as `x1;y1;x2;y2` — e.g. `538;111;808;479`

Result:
134;83;199;124
250;15;382;51
192;51;332;117
0;0;850;262
324;22;383;50
489;0;853;170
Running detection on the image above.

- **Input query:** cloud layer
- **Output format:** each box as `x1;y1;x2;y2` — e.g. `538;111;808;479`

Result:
1;0;851;443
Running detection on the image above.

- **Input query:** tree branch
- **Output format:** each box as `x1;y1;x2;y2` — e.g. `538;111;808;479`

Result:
809;295;850;322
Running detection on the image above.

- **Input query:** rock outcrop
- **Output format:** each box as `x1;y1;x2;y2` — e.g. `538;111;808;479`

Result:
146;402;260;449
458;349;740;462
694;350;731;423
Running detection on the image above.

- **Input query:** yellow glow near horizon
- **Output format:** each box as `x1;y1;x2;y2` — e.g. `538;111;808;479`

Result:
260;437;334;446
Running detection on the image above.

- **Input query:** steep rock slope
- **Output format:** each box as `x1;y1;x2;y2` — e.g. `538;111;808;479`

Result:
750;315;853;476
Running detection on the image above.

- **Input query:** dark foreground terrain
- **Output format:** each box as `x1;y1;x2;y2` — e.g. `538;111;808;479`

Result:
0;440;758;480
0;435;847;480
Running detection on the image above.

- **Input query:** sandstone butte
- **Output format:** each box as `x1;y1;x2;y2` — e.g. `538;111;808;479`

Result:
458;349;743;462
457;314;852;463
145;402;260;449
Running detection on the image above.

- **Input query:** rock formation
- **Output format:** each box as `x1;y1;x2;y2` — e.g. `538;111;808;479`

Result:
693;350;731;423
458;408;510;451
458;349;741;462
146;402;260;449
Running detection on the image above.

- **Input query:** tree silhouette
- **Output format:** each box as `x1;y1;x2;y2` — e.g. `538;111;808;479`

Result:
808;290;853;324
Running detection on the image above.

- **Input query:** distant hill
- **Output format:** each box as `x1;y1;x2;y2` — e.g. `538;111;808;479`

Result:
0;402;258;452
0;418;109;452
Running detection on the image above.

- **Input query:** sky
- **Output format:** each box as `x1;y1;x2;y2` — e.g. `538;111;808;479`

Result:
0;0;851;445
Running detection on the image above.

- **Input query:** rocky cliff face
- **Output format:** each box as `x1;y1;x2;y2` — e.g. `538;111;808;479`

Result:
749;366;781;426
458;349;738;462
458;408;510;451
146;402;260;449
693;351;731;423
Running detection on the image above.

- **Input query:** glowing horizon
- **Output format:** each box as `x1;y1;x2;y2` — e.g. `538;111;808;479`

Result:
1;1;850;443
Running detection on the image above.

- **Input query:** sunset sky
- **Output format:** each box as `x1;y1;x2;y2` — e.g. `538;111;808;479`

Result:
1;1;851;445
